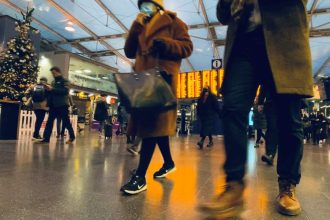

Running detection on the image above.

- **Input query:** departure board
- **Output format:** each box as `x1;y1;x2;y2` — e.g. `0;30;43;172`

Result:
177;69;224;99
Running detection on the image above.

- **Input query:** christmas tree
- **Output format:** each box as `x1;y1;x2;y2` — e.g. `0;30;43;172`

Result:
0;8;39;101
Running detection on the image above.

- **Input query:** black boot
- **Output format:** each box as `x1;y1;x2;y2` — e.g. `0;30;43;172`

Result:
197;140;204;149
261;154;274;165
207;141;214;147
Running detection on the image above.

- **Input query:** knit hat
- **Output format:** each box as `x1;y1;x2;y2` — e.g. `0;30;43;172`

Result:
138;0;164;10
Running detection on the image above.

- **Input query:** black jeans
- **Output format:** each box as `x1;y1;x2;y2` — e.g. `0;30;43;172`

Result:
255;129;265;144
98;120;105;133
200;135;213;143
33;109;46;138
264;101;278;157
136;136;174;177
43;107;75;142
222;28;304;185
56;116;66;136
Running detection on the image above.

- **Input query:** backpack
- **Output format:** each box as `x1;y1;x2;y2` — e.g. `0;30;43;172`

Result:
32;85;46;102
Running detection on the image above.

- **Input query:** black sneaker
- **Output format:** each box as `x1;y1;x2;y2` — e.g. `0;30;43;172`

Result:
207;142;214;147
127;145;139;156
261;154;274;166
66;138;75;144
32;136;43;141
121;175;147;195
153;164;176;179
35;139;49;144
197;141;204;149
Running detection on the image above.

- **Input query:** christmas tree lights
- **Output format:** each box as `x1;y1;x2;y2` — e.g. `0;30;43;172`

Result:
0;8;39;101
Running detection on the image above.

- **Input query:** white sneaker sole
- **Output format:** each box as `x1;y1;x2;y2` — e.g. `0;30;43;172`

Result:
123;185;147;195
127;148;139;156
154;167;177;179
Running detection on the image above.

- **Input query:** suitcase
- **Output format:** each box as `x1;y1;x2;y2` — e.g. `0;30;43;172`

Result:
104;123;112;139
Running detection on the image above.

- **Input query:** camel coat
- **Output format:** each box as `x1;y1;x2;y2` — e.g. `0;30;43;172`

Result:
217;0;313;97
124;11;193;138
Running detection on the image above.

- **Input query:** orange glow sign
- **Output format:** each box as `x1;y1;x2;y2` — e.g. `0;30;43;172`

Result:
177;69;224;99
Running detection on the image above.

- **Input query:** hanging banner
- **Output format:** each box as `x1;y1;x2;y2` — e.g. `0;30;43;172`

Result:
177;69;224;99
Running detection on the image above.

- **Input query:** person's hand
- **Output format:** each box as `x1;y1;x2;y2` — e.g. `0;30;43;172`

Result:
136;13;147;25
44;84;52;91
257;105;264;113
150;39;167;55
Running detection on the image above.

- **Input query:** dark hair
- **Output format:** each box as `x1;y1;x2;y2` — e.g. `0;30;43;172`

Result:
199;86;209;98
39;77;48;82
101;94;107;97
50;66;61;73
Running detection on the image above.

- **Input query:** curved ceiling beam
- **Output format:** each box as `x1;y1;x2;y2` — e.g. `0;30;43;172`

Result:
47;0;133;66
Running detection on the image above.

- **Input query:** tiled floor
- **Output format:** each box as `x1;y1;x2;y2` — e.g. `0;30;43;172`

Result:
0;131;329;220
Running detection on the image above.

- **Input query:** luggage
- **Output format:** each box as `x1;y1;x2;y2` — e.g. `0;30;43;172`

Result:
104;123;112;139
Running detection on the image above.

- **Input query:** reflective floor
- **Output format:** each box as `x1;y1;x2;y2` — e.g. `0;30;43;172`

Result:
0;131;329;220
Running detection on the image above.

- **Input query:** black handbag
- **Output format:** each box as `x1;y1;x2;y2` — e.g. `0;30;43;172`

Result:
114;67;177;114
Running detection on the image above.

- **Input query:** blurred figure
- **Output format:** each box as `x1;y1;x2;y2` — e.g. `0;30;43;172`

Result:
196;87;221;149
310;110;318;145
258;86;278;166
252;98;266;148
127;136;142;156
120;0;193;195
56;95;74;138
24;77;49;141
117;104;130;143
302;113;311;143
37;67;75;144
199;1;313;218
94;94;109;138
317;112;328;145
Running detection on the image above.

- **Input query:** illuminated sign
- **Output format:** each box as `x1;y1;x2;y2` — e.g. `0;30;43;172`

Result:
177;69;224;99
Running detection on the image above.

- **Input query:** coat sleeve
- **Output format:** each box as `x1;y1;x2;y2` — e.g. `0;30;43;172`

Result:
52;79;69;95
217;0;232;25
156;18;193;60
124;21;144;59
257;85;266;105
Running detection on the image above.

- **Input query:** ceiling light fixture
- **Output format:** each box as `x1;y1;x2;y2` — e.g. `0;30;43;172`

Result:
83;69;92;73
75;70;83;74
65;26;75;32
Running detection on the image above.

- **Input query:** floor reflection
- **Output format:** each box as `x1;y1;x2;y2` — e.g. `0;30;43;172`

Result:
0;132;329;220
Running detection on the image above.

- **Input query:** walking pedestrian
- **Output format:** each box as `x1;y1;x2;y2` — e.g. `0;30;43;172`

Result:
196;87;221;149
94;94;109;137
37;67;75;144
25;77;49;141
120;0;193;195
198;0;313;218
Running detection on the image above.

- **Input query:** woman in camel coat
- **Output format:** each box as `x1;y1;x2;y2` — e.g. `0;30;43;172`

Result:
120;0;193;195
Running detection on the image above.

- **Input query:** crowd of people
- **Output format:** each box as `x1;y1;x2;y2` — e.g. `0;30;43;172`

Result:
21;0;317;219
303;111;329;145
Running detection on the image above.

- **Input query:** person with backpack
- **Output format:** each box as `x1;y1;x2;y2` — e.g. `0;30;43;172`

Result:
94;94;109;137
25;77;49;141
37;67;75;144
